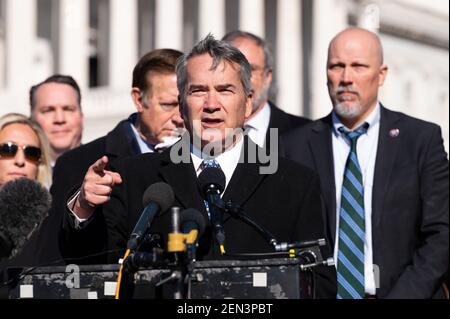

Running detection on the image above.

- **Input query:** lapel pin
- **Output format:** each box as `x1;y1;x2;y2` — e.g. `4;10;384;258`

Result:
389;128;400;138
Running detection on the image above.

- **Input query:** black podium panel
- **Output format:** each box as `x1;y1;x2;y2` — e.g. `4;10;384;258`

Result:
188;259;313;299
6;258;313;299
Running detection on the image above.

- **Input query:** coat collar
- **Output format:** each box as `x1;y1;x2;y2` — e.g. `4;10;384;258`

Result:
312;105;402;245
372;105;401;229
309;114;337;243
104;114;141;157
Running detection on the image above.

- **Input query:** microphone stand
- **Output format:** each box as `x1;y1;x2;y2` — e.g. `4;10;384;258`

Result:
223;201;278;248
211;198;334;267
156;207;198;299
164;207;186;299
217;200;335;299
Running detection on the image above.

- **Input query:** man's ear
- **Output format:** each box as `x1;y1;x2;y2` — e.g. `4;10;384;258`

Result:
131;87;145;112
244;92;253;119
265;68;273;87
378;64;389;87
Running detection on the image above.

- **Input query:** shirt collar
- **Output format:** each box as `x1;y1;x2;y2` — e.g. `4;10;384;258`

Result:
191;136;244;188
245;102;271;131
128;114;181;153
129;121;155;153
245;102;271;147
332;102;381;137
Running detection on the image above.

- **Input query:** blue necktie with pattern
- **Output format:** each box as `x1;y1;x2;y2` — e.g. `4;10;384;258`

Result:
200;159;221;218
336;123;369;299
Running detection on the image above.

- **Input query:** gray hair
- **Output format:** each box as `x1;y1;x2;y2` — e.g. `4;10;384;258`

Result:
176;34;252;111
222;30;274;72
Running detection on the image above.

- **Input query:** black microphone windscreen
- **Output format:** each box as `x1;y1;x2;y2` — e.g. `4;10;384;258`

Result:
142;182;175;213
180;208;206;236
198;167;226;195
0;178;51;258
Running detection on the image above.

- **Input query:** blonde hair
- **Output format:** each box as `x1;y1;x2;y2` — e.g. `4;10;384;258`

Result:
0;113;52;188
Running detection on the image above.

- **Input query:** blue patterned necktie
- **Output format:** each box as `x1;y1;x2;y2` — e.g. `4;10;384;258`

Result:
200;158;221;171
200;159;221;218
336;123;369;299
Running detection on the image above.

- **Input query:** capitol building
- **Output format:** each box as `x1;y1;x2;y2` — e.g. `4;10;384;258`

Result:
0;0;448;151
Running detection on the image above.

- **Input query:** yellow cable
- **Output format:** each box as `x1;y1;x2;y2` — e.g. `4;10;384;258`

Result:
115;248;131;300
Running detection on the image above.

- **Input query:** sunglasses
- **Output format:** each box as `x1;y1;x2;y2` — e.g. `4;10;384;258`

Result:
0;142;42;164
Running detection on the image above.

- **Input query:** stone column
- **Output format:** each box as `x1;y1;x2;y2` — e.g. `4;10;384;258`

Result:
239;0;265;37
109;0;138;89
5;0;37;94
155;0;183;50
199;0;225;39
276;0;302;116
58;0;89;89
310;0;348;119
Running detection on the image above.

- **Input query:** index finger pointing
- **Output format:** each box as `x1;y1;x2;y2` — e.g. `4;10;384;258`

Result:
92;156;109;175
105;170;123;185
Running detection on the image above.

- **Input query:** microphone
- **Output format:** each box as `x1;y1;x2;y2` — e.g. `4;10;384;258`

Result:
123;249;165;271
127;182;174;250
198;167;226;254
180;208;206;244
274;238;326;252
180;208;205;262
0;178;51;260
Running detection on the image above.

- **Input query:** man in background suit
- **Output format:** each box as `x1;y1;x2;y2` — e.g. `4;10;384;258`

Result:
30;74;84;167
62;35;336;298
282;27;449;298
29;49;184;265
222;31;310;148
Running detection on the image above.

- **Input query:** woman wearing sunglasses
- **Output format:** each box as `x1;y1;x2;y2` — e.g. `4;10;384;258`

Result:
0;113;52;188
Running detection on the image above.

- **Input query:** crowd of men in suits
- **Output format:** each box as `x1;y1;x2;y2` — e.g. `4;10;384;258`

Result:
2;28;448;299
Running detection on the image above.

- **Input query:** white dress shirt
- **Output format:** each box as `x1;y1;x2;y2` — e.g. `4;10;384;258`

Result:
332;103;380;295
245;102;271;148
130;119;181;153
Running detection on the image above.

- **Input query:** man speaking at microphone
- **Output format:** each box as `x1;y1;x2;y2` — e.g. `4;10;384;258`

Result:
61;35;336;298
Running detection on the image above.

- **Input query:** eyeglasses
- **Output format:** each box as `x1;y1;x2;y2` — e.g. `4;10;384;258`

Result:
0;142;42;164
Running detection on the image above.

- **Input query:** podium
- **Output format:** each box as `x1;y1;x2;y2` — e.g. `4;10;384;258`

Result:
5;258;313;299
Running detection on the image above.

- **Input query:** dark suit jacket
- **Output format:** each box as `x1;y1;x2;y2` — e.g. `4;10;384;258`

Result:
268;101;311;135
17;115;141;267
61;137;337;298
281;105;449;298
264;102;311;149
